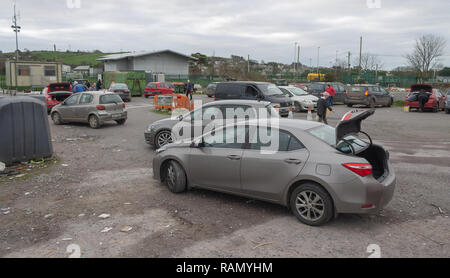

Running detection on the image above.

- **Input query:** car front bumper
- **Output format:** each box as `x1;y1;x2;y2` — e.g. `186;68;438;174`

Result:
144;129;157;146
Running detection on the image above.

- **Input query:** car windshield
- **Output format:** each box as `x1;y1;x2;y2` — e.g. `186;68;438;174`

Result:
111;84;128;90
307;125;369;154
100;94;123;104
288;87;308;96
258;84;285;96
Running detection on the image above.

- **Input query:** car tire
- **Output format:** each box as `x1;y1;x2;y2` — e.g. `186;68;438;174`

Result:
347;104;353;107
165;160;187;193
290;183;334;226
144;95;149;99
387;99;393;107
369;98;375;108
155;130;173;149
115;119;126;125
446;108;450;114
89;115;101;129
52;112;63;125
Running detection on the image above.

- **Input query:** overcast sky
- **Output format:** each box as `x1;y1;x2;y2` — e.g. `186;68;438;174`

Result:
1;0;449;69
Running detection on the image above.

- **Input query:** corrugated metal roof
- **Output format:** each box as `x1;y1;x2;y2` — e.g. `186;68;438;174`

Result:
97;50;197;61
74;66;90;70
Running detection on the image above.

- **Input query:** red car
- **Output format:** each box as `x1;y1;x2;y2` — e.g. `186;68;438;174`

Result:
405;84;446;112
44;82;73;113
144;82;174;98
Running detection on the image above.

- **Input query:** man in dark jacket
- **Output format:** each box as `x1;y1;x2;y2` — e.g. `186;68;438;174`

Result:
96;79;102;91
316;92;334;124
186;80;194;100
417;89;431;112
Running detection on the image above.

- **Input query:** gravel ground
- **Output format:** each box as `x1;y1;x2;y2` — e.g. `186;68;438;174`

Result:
0;95;449;258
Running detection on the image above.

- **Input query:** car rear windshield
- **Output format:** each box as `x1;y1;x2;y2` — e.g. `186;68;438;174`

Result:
257;84;285;96
288;87;308;96
111;84;128;90
307;125;368;154
100;94;123;104
146;83;157;88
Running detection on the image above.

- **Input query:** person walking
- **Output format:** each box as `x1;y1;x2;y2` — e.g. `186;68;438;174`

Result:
186;80;194;100
73;81;86;93
325;84;335;106
96;79;102;91
316;92;334;125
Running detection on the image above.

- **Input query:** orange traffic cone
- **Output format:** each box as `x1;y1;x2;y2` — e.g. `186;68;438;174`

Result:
307;105;313;121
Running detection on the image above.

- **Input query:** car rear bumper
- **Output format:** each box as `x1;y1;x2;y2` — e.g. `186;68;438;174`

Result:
334;163;396;214
97;111;128;123
345;97;370;105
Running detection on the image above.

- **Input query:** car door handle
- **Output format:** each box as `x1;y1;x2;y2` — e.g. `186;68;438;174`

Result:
284;158;302;165
227;155;241;160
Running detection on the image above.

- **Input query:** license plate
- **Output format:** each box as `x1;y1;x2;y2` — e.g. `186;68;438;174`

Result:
112;114;121;119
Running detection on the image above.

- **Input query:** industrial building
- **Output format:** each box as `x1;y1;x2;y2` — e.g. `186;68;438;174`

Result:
97;50;196;76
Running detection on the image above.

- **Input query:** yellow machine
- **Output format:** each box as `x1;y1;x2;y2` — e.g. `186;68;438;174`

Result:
307;73;326;81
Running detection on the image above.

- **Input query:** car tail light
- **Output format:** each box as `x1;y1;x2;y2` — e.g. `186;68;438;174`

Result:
122;103;126;108
361;204;374;209
342;163;372;177
345;90;348;95
365;91;369;96
213;94;216;101
96;105;106;110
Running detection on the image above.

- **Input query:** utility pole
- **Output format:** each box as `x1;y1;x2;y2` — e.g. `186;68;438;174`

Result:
317;47;320;75
247;54;250;75
294;42;298;73
348;52;351;74
359;36;362;74
11;4;20;61
297;45;300;81
335;50;338;79
11;3;21;94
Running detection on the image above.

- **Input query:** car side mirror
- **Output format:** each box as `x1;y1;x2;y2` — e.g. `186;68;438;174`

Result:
177;115;183;121
190;138;205;148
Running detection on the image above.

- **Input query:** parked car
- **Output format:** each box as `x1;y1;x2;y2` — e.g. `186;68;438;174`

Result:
206;82;218;97
445;91;450;114
108;83;131;102
305;82;347;102
43;82;73;113
345;84;393;108
144;82;175;98
404;84;445;112
214;82;292;117
50;92;127;129
152;109;395;226
278;86;318;112
145;99;279;149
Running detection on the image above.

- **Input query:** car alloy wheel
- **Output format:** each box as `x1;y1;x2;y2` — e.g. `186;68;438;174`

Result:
52;112;62;125
295;190;324;221
89;115;100;129
165;161;187;193
156;131;173;148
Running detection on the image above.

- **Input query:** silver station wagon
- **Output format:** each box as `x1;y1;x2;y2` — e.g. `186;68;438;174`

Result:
50;91;128;129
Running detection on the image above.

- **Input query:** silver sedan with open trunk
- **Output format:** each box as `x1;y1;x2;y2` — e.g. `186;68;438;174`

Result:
152;109;396;226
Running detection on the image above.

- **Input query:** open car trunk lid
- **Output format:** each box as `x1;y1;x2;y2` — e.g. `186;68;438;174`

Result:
335;109;375;148
48;91;72;102
336;109;389;181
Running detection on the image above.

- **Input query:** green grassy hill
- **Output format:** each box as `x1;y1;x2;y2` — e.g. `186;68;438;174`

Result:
0;50;121;68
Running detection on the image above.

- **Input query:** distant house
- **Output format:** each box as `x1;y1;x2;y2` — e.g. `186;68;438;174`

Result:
97;50;197;76
62;64;71;73
5;60;62;88
73;65;90;74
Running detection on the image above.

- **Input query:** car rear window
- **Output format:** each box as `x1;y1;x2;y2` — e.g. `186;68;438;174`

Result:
146;83;157;88
100;94;123;104
49;83;70;91
111;84;128;90
307;125;368;153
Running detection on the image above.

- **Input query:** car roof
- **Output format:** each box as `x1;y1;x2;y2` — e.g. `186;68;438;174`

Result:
218;81;272;85
242;118;323;131
80;91;116;95
206;99;271;107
